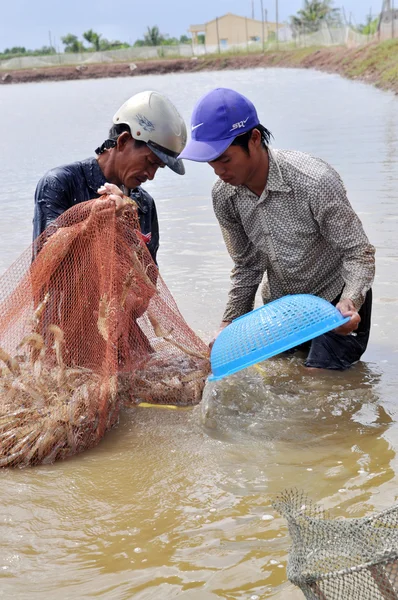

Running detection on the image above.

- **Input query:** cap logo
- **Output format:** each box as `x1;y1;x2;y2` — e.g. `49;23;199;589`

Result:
191;122;204;131
230;116;250;131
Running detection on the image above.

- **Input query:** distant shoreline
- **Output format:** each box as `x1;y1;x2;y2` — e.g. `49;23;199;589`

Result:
1;41;398;95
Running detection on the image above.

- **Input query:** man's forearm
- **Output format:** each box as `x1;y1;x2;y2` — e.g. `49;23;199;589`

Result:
340;245;375;310
222;283;259;322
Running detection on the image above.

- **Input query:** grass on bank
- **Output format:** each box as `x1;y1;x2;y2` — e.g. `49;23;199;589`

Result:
341;38;398;86
2;38;398;94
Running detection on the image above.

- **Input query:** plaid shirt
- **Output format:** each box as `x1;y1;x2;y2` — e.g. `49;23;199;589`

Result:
212;149;375;322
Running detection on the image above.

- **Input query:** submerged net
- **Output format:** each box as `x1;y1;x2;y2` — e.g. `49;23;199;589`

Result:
0;197;210;467
274;490;398;600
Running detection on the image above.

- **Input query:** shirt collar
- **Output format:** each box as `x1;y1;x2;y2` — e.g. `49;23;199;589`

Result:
131;188;148;213
265;149;291;193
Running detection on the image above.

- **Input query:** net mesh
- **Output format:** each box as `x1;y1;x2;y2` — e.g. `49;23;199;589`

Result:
0;197;210;468
274;490;398;600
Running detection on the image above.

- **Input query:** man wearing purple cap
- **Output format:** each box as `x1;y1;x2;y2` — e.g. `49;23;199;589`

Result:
179;88;375;370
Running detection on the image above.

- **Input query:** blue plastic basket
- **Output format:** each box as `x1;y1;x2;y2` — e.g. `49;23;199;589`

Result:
209;294;350;381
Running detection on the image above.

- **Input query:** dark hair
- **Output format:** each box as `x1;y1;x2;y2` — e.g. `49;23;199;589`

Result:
231;124;273;155
108;122;130;141
95;123;146;155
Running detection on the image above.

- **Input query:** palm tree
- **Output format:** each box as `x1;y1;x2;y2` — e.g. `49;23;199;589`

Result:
144;26;164;46
61;34;84;53
291;0;341;34
83;29;102;52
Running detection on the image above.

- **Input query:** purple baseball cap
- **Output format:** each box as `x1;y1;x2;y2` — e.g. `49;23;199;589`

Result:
178;88;260;162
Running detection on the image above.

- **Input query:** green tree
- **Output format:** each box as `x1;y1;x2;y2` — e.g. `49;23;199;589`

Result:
99;38;128;50
33;45;56;55
161;35;179;45
357;16;379;35
109;40;130;49
83;29;102;51
291;0;341;34
61;33;84;53
97;37;130;50
4;46;26;54
144;26;164;46
134;27;191;47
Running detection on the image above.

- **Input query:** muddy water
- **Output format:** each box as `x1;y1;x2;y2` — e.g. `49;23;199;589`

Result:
0;68;398;599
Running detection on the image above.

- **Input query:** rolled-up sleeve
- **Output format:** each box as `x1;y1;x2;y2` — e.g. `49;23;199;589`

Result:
310;170;375;310
213;190;267;322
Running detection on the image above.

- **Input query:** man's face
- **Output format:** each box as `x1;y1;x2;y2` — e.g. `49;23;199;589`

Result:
208;144;254;187
116;137;165;189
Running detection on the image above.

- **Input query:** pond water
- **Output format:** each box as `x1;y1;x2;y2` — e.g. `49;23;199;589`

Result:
0;67;398;599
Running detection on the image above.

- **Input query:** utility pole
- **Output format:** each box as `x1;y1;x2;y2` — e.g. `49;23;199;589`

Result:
245;17;249;51
264;8;268;43
275;0;279;47
216;16;221;53
252;0;254;20
260;0;265;52
368;8;372;42
393;0;395;39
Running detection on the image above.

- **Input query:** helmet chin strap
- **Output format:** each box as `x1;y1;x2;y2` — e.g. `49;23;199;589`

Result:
95;139;117;155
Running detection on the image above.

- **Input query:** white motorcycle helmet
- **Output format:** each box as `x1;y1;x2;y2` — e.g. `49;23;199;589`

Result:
113;91;187;175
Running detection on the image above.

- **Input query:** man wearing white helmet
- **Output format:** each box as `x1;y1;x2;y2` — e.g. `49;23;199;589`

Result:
33;91;186;263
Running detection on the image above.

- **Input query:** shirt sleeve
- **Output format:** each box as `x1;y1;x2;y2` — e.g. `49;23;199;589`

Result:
310;169;375;310
149;200;159;265
213;189;267;322
33;173;73;241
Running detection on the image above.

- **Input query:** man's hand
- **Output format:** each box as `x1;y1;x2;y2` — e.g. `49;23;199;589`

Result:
209;321;231;350
97;183;133;215
334;298;361;335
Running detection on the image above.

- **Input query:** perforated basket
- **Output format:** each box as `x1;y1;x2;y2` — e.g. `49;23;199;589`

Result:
209;294;350;381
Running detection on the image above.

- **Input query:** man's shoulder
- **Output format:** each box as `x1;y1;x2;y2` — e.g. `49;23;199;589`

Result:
37;158;94;190
275;149;341;186
212;178;236;203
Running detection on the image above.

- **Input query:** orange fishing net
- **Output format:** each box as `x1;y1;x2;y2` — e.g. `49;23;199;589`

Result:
0;197;210;467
